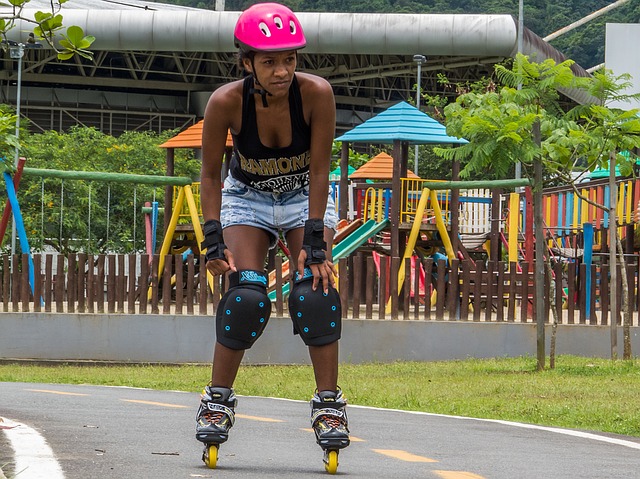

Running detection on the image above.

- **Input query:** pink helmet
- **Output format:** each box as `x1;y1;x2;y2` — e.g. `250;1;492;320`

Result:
234;2;306;53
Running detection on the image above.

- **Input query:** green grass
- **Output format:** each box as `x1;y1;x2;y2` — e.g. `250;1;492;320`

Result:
2;356;640;437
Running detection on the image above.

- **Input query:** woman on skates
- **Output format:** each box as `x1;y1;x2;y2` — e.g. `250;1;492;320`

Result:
195;2;349;471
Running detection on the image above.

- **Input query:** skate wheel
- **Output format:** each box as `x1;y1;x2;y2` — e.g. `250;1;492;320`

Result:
204;444;218;469
324;450;338;474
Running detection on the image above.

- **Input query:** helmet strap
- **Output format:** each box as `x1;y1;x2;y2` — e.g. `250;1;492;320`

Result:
249;58;272;107
249;86;271;108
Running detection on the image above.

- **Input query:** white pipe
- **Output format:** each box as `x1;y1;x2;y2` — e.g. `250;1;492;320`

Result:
5;10;518;56
544;0;631;42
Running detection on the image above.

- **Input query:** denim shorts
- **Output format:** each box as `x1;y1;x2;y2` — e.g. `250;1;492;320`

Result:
220;175;339;248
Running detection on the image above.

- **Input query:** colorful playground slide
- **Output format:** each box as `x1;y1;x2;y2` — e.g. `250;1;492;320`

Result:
268;218;390;301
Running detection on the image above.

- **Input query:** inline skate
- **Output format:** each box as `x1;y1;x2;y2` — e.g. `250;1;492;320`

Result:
311;390;350;474
195;386;237;468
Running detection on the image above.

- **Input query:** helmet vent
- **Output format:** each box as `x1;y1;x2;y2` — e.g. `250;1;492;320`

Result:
273;16;283;29
289;20;297;35
259;22;271;37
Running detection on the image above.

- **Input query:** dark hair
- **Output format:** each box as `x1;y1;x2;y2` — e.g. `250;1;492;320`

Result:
237;50;255;73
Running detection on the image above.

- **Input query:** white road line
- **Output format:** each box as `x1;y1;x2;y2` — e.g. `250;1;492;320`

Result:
252;396;640;451
0;417;64;479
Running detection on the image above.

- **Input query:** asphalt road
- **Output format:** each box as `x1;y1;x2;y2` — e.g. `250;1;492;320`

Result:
2;382;640;478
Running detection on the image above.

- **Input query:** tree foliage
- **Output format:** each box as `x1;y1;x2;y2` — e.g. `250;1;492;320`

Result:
434;54;640;184
9;126;200;254
0;0;95;60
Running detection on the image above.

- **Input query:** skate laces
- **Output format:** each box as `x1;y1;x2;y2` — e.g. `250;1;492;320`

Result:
319;413;344;429
201;408;226;424
313;407;347;431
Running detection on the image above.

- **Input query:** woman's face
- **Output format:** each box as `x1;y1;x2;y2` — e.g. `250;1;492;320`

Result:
244;50;297;97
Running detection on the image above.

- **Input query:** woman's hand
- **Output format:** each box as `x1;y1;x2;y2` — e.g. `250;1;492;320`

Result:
206;248;236;276
297;249;337;293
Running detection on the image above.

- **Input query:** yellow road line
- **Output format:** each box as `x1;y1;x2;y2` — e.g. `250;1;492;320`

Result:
300;428;365;442
434;471;486;479
372;449;438;463
120;399;188;408
26;389;89;397
236;414;284;423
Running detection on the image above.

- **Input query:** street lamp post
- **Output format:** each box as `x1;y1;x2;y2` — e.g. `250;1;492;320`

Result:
6;40;41;256
413;54;426;176
8;43;24;257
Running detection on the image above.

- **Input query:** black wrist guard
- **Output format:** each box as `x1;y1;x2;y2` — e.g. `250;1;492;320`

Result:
200;219;227;262
302;218;327;266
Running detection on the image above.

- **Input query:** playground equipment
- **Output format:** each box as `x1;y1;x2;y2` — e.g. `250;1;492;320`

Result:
267;218;389;301
1;158;36;296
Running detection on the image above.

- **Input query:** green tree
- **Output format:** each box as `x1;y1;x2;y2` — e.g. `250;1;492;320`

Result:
14;126;199;254
0;0;95;60
435;54;640;364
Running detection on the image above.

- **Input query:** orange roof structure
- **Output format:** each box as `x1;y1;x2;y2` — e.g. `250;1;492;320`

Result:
349;152;420;180
159;120;233;149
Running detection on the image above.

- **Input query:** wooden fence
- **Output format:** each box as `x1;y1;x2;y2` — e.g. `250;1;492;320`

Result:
0;253;637;326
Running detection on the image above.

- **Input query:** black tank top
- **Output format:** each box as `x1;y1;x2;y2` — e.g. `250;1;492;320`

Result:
229;74;312;193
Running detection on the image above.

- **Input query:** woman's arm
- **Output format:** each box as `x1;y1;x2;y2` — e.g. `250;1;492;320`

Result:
200;83;241;275
298;73;337;291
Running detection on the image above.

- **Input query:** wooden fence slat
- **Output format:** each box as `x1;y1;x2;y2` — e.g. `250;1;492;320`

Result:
567;264;576;324
485;261;495;323
2;255;9;312
553;262;563;324
600;264;609;326
275;255;283;316
365;255;374;320
579;263;586;324
589;264;598;325
12;255;20;312
473;264;482;322
435;259;446;320
56;254;65;313
378;256;387;320
150;254;159;315
45;254;53;313
77;253;86;313
107;255;116;313
496;261;505;322
412;255;421;320
33;254;42;313
139;255;149;314
448;259;460;321
175;254;184;315
390;256;400;320
353;253;362;320
116;255;125;313
403;258;410;321
67;254;76;314
87;255;95;314
128;254;137;314
459;260;469;321
423;258;433;321
186;255;195;315
162;254;172;314
21;253;30;312
198;254;207;316
339;257;349;319
507;263;516;321
520;263;529;323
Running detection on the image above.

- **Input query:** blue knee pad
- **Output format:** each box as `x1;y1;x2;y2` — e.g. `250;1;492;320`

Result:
216;270;271;350
288;267;341;346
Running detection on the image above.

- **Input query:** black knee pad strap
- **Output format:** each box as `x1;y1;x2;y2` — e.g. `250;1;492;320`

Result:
288;267;341;346
216;270;271;350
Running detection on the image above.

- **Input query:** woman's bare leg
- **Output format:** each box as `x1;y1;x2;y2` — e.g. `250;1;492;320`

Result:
210;225;271;387
286;226;339;392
